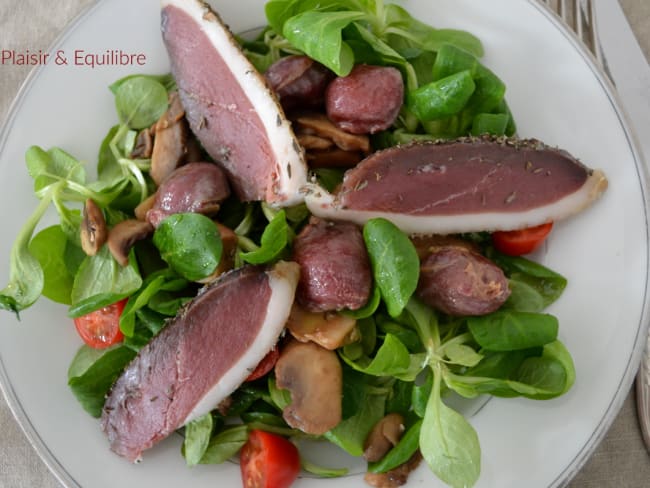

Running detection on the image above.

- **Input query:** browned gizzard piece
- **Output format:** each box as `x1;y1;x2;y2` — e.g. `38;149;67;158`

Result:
146;162;231;228
264;54;334;112
292;218;372;312
418;245;511;316
326;64;404;135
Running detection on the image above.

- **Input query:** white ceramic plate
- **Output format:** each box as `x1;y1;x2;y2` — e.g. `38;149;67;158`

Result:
1;0;648;487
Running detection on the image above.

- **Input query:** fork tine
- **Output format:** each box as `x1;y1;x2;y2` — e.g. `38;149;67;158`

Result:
574;0;583;40
540;0;612;82
584;0;605;67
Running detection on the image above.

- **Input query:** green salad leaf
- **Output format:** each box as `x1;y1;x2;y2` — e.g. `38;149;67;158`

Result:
153;213;223;282
363;218;419;317
67;345;137;417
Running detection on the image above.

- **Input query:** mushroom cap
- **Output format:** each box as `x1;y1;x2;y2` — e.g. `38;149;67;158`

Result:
274;340;342;435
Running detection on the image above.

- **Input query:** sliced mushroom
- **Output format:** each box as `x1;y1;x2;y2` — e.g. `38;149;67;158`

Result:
184;136;204;163
107;219;154;266
134;192;157;221
155;90;186;130
195;222;239;284
297;134;334;151
363;413;405;462
150;92;190;185
131;127;154;159
306;148;366;168
286;303;359;350
80;198;108;256
363;451;423;488
274;339;342;435
295;113;371;153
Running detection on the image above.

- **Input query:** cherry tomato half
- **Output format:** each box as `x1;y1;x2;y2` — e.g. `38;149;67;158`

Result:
240;430;300;488
245;348;280;382
73;298;127;349
492;222;554;256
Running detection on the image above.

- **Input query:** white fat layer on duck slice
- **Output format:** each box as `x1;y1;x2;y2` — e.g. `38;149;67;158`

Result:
181;261;300;425
304;169;608;235
161;0;307;206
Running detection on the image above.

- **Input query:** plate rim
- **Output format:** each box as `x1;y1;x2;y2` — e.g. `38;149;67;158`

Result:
0;1;649;487
528;4;650;487
527;1;650;486
0;2;105;485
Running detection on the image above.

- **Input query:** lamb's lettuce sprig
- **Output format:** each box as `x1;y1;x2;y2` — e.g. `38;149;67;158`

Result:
340;218;575;487
251;0;517;141
264;0;483;79
0;75;172;316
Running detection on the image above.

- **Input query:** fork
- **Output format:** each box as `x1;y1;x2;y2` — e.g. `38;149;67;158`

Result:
540;0;611;78
543;0;650;452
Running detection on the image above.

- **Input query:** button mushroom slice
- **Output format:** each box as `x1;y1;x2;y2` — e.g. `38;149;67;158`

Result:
363;413;406;462
80;198;108;256
161;0;308;205
134;192;157;221
131;127;154;159
306;148;366;169
150;92;191;185
364;451;423;488
155;91;186;130
184;135;204;163
107;219;154;266
305;137;608;235
295;113;371;153
274;339;343;435
285;303;359;350
297;134;334;151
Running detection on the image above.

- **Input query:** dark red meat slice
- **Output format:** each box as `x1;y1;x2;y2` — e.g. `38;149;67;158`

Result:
161;0;307;205
305;137;608;234
101;262;299;462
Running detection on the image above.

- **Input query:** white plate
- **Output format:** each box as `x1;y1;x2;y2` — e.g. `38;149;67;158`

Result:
0;0;648;487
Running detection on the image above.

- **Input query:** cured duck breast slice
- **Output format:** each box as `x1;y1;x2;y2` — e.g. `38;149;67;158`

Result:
161;0;307;206
101;261;300;462
305;138;608;234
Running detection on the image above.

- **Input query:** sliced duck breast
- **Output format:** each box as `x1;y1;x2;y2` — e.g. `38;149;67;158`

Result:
101;261;300;462
305;137;608;234
161;0;308;205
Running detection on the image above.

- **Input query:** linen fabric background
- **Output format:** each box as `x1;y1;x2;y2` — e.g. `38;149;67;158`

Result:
0;0;648;487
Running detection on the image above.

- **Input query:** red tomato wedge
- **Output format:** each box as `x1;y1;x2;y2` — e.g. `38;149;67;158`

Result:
73;298;127;349
492;222;554;256
245;347;280;382
240;430;300;488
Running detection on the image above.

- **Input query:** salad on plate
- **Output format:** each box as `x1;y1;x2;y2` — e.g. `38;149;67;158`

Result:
0;0;609;487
